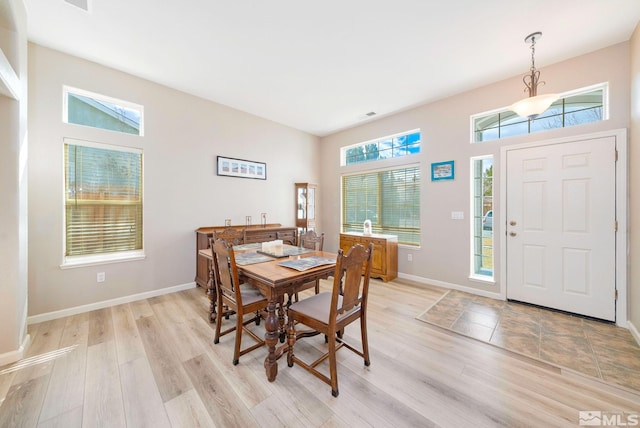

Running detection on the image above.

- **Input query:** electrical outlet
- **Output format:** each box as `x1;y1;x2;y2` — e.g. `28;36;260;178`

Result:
97;272;105;282
407;254;413;262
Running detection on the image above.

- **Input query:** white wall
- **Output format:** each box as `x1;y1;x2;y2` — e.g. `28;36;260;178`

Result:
27;44;320;317
629;24;640;335
319;42;631;299
0;0;28;364
24;37;638;327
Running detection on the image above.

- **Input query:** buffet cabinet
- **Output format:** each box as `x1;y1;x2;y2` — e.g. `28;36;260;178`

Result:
339;232;398;282
195;224;297;288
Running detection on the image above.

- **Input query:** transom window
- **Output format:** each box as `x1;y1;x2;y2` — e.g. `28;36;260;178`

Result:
472;83;607;143
342;129;420;165
63;86;144;136
342;166;420;246
64;138;143;265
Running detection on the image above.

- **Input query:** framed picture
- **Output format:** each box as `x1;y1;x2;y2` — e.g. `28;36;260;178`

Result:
431;160;455;181
217;156;267;180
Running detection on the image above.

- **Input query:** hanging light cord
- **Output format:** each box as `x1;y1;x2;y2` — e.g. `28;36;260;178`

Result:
523;34;545;98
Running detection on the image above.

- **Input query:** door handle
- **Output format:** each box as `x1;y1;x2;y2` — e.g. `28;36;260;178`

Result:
510;220;517;226
509;231;517;237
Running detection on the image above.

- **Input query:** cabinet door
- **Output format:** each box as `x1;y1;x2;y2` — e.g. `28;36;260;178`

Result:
339;235;357;254
368;239;385;274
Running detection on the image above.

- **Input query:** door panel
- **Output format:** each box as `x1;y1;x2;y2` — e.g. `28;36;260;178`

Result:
506;136;616;321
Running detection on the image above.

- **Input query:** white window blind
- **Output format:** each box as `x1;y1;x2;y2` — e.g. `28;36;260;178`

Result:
64;140;143;258
342;166;420;245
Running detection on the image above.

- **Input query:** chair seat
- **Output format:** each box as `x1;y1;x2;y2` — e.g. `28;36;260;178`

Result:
239;285;267;306
289;292;358;324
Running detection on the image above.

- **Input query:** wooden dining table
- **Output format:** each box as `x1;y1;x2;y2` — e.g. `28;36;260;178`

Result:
198;246;336;381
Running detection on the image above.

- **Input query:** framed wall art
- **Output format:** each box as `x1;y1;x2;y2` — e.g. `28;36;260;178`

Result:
431;160;455;181
217;156;267;180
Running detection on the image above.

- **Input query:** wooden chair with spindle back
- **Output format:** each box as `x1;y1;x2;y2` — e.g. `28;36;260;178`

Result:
211;238;268;365
213;227;245;246
292;230;325;302
286;242;373;397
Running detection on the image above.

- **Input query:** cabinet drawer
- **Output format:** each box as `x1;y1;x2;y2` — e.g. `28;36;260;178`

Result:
276;230;297;245
245;231;277;243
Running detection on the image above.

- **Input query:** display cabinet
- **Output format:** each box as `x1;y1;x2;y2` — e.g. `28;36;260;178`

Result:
295;182;317;238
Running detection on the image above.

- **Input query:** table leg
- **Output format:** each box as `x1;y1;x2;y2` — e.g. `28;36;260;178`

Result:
278;296;286;343
264;299;279;381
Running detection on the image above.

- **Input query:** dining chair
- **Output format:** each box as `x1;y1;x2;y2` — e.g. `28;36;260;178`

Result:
209;228;246;320
211;238;268;365
213;227;245;246
293;230;325;302
286;242;373;397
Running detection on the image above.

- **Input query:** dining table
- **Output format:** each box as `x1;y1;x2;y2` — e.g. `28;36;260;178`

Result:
198;244;337;382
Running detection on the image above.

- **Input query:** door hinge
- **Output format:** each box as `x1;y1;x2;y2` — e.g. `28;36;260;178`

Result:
615;149;619;162
615;220;618;232
615;289;618;300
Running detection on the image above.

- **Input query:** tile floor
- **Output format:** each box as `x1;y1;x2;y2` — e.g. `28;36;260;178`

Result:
417;289;640;391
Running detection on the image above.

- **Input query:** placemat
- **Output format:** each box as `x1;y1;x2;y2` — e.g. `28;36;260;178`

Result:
234;252;274;266
278;256;336;271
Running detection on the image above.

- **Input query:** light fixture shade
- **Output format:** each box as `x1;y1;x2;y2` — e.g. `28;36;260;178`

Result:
510;93;559;119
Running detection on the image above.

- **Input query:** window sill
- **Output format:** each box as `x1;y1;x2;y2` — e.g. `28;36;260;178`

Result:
399;243;421;250
468;273;495;284
60;251;146;269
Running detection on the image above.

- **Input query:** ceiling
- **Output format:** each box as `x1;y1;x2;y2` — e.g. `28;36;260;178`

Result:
24;0;640;137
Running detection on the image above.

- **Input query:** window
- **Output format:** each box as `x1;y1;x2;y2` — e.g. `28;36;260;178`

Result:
471;156;493;279
64;139;143;265
342;166;420;245
342;129;420;165
472;84;607;143
64;86;144;136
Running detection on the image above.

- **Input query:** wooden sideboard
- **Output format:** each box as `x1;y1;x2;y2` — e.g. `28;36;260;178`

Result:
339;232;398;282
195;224;297;288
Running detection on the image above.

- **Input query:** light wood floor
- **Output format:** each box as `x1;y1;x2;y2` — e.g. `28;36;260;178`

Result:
1;279;639;427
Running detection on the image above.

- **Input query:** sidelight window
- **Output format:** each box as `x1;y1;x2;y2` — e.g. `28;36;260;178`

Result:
471;156;493;280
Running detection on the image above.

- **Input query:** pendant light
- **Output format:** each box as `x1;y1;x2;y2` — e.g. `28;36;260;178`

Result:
510;32;558;119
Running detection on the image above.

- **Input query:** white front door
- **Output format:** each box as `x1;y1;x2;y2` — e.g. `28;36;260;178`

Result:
505;136;617;321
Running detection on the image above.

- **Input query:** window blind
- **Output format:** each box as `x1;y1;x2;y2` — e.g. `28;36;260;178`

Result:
342;166;420;245
64;142;143;257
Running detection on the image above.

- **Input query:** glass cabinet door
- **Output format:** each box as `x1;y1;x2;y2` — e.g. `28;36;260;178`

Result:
297;187;306;220
308;187;315;220
295;183;317;235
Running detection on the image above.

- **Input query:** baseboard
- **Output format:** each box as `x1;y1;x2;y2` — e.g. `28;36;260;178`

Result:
27;282;197;324
628;320;640;347
397;273;503;300
0;333;31;367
